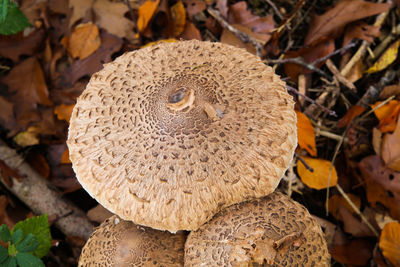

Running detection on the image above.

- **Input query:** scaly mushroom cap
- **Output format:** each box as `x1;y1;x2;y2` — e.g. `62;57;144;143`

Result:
185;192;330;266
79;215;185;266
67;40;297;232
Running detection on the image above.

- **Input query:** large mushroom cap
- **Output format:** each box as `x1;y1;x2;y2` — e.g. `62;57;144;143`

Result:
185;192;330;266
79;215;186;266
67;40;297;232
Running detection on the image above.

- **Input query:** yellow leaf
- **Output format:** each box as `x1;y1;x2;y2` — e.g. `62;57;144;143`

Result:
141;38;177;48
54;104;75;123
68;22;101;60
137;0;160;32
13;127;40;147
297;157;338;190
367;39;400;74
371;100;400;133
381;114;400;172
295;111;317;156
171;0;186;37
379;222;400;267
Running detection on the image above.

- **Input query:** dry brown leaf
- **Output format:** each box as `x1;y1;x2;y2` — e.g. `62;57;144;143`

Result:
359;155;400;220
2;57;52;118
184;0;206;20
295;111;317;156
0;159;23;187
54;104;75;123
0;96;15;131
330;238;375;266
87;204;113;223
26;153;50;179
338;205;375;237
371;100;400;133
180;21;202;40
344;58;365;83
382;115;400;172
297;157;338;190
337;105;366;128
93;0;136;40
305;0;390;45
373;127;383;156
343;22;381;47
0;195;15;228
171;0;186;37
328;194;361;220
69;0;94;27
379;222;400;267
67;22;101;60
137;0;160;32
380;82;400;99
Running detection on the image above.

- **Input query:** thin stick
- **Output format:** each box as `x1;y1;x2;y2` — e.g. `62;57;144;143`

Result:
286;85;337;116
265;0;284;20
358;95;396;121
296;154;314;172
311;42;357;66
207;8;263;57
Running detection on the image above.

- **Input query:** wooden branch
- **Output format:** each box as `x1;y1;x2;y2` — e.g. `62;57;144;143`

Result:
0;141;94;240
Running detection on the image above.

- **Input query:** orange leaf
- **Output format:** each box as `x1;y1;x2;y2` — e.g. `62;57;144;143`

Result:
337;105;366;128
371;100;400;133
295;111;317;156
54;104;75;123
382;114;400;172
171;0;186;37
61;148;71;164
137;0;160;32
379;222;400;267
68;22;101;60
328;194;361;220
297;157;338;190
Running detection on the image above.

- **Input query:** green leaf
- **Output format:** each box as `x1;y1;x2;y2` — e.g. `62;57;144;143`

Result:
3;256;16;267
16;234;38;253
8;244;16;257
0;0;31;35
11;215;51;258
0;225;11;243
11;229;22;245
0;245;8;263
16;252;45;267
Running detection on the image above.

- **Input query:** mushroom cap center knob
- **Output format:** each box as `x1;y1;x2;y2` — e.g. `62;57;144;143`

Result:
167;88;195;111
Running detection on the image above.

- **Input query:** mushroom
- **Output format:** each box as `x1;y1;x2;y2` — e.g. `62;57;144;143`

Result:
79;215;186;266
184;192;330;266
67;40;297;232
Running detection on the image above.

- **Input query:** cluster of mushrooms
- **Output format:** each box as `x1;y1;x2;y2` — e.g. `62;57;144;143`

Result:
67;40;330;266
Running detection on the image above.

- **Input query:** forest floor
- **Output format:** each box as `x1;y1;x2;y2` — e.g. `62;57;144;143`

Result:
0;0;400;266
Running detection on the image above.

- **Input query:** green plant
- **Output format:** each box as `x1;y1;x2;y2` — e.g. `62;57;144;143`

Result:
0;214;52;267
0;0;31;35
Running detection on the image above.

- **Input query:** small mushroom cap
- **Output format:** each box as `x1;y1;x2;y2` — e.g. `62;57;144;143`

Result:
67;40;297;232
79;215;186;267
185;192;330;266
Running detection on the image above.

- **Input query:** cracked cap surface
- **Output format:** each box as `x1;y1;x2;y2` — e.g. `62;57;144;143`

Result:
67;40;297;232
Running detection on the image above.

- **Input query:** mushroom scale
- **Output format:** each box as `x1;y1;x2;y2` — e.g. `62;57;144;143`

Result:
67;40;297;232
79;215;186;267
184;192;330;266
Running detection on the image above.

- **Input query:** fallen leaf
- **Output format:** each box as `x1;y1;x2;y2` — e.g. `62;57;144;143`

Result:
328;193;361;220
216;0;228;18
13;126;40;147
284;39;335;81
179;21;202;40
52;176;82;194
184;0;206;20
26;153;50;179
379;222;400;267
367;40;400;74
171;0;186;37
382;115;400;171
2;57;52;119
295;111;317;156
0;159;23;187
61;148;71;164
0;96;15;131
297;157;338;189
371;100;400;133
338;205;375;237
0;29;45;62
380;82;400;99
69;0;94;27
93;0;136;40
137;0;160;32
372;127;383;156
359;155;400;220
343;22;381;47
0;195;15;228
58;32;123;88
87;204;113;223
67;22;101;60
330;238;375;266
337;105;366;128
142;38;177;48
375;212;397;230
54;104;75;123
305;0;390;45
344;58;365;83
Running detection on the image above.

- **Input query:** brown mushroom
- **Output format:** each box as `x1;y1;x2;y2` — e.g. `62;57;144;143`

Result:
185;192;330;266
67;40;297;232
79;215;186;267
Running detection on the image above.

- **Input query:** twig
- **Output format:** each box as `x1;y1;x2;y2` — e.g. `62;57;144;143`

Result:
0;141;94;240
311;42;357;66
265;0;284;20
296;154;314;172
286;85;337;116
315;129;348;143
265;57;332;80
207;8;263;57
325;59;356;91
358;95;396;121
0;64;10;70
